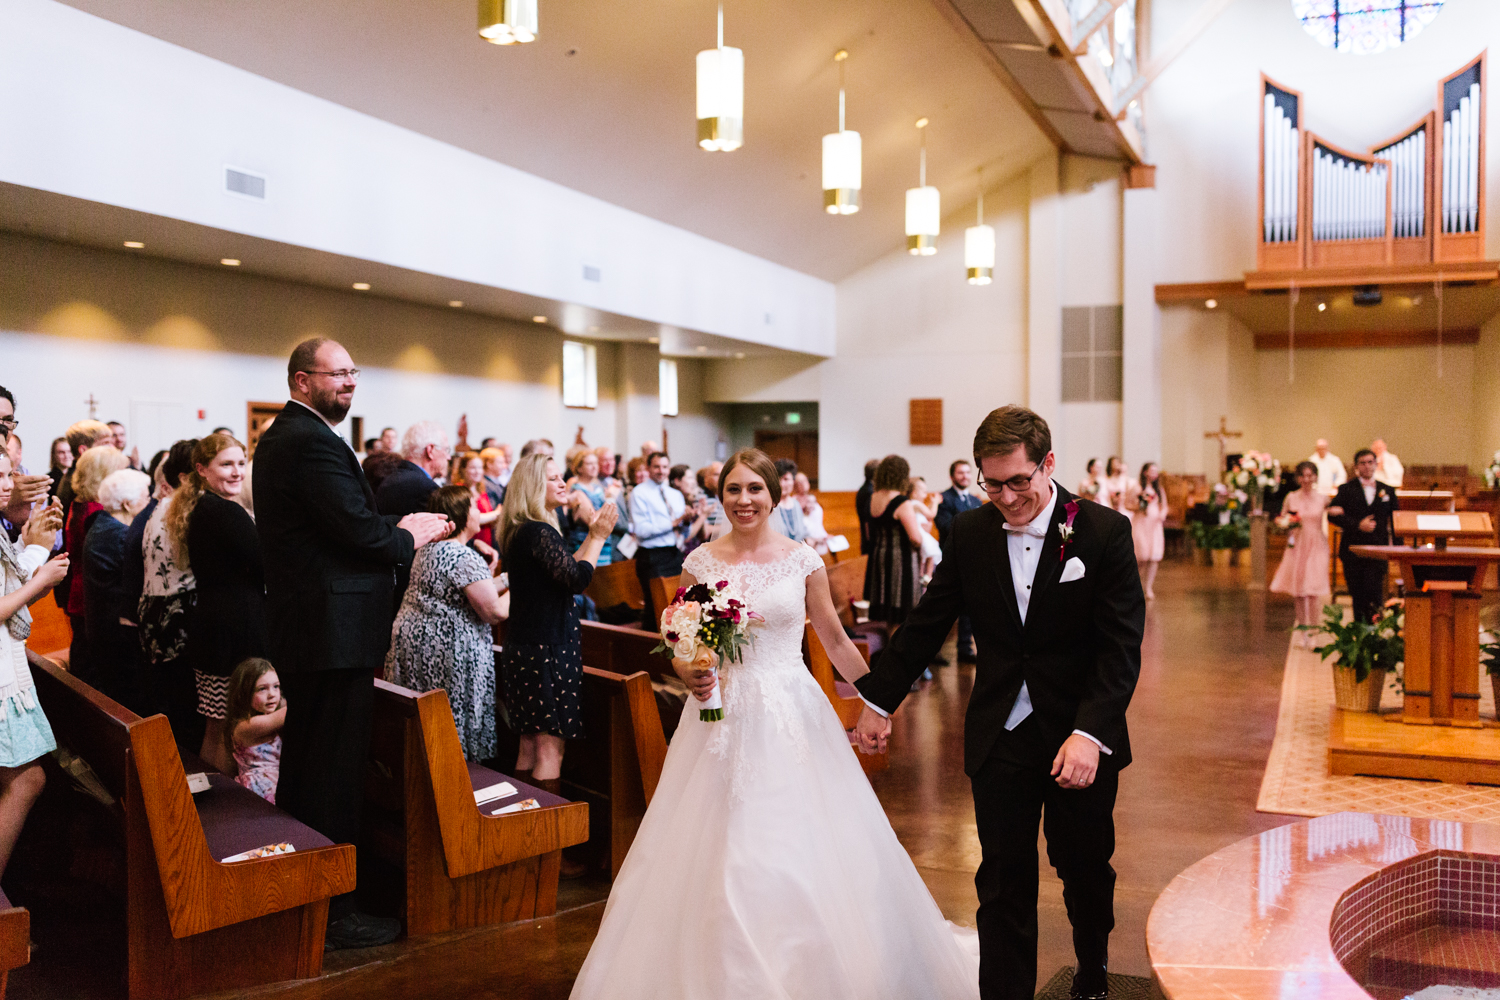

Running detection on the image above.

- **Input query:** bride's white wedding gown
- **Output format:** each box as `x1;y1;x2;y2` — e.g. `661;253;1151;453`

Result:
570;545;979;1000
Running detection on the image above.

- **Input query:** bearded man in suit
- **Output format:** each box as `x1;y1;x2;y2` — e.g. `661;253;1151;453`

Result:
856;405;1144;1000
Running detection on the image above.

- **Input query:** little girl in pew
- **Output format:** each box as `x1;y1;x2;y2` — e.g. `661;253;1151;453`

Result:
223;657;285;803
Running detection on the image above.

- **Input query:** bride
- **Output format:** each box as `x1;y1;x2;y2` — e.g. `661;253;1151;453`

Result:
570;449;978;999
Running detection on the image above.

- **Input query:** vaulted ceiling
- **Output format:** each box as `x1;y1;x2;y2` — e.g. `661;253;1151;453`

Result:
56;0;1067;282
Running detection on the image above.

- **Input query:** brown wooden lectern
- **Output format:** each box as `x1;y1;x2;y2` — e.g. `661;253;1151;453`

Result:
1353;512;1497;728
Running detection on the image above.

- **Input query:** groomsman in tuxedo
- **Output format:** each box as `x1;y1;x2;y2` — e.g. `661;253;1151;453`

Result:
935;459;984;663
1329;448;1399;623
856;406;1144;1000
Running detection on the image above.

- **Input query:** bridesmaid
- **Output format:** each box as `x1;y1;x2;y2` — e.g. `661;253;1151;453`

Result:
1102;456;1131;514
1131;463;1168;600
1270;461;1331;645
1077;458;1103;502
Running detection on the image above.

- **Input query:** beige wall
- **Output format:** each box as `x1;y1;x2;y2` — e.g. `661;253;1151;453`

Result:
0;231;724;465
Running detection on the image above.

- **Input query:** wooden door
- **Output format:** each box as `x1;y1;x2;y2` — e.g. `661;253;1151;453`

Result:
753;431;819;486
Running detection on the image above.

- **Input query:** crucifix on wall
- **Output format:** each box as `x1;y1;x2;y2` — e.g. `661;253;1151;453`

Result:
1204;415;1243;473
85;393;99;419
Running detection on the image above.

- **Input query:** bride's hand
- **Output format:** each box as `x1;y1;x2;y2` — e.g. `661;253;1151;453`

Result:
671;648;719;701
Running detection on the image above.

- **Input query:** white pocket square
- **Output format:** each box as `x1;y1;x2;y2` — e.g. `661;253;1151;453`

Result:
1059;556;1086;583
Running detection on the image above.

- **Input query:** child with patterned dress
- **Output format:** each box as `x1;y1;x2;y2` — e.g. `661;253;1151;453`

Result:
0;451;69;879
224;657;284;803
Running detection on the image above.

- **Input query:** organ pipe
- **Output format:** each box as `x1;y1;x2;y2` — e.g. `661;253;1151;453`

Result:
1262;91;1298;244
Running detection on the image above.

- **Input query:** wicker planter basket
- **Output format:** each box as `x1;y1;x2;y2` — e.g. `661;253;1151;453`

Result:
1333;666;1387;713
1209;548;1233;569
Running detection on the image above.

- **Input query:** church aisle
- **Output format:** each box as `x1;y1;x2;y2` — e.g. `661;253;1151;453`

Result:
169;562;1297;1000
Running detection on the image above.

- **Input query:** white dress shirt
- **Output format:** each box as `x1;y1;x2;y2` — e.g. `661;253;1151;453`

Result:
628;479;686;548
863;481;1109;754
1360;477;1377;505
1374;451;1404;488
1308;451;1347;491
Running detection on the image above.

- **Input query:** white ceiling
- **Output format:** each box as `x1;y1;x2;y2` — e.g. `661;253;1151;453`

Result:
54;0;1057;282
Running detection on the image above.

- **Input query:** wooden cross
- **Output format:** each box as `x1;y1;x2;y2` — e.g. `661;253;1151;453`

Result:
1204;415;1243;472
85;393;99;419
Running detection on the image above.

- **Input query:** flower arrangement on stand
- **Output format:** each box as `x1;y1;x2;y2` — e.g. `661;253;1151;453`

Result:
1484;450;1500;488
1188;482;1251;563
1299;599;1404;713
1227;451;1282;513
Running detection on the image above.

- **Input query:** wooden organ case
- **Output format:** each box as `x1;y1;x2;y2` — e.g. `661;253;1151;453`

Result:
1254;53;1486;277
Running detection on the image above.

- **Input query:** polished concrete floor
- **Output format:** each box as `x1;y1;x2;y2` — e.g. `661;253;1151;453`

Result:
12;560;1298;999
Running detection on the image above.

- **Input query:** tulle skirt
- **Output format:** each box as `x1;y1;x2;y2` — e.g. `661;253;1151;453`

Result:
570;663;979;1000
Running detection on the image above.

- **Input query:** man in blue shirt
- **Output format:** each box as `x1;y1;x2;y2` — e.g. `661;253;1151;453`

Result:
935;459;984;663
629;451;689;628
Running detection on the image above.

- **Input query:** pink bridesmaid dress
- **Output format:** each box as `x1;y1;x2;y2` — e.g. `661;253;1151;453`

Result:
1269;490;1331;597
1131;487;1167;562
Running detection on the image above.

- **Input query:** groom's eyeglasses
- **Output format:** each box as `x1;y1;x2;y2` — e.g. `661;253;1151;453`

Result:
978;465;1042;497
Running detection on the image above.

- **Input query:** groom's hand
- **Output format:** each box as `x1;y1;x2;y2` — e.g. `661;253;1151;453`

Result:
1051;734;1099;789
855;706;890;754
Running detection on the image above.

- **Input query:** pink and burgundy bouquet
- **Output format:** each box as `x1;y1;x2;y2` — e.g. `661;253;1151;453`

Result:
654;580;762;722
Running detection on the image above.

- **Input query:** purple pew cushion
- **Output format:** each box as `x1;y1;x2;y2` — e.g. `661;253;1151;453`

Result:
0;887;9;910
195;774;334;862
834;680;859;700
465;761;570;812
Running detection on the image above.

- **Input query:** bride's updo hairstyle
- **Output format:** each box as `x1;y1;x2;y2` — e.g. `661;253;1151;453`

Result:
717;449;781;506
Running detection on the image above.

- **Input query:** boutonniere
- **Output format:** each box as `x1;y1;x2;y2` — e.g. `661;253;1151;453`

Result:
1058;500;1080;560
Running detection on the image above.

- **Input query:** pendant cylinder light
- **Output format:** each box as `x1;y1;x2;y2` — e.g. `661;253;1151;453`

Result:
905;118;939;254
696;6;743;151
965;168;995;284
478;0;537;44
822;50;861;214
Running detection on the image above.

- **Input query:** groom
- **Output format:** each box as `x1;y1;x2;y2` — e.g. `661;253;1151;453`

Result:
856;405;1144;1000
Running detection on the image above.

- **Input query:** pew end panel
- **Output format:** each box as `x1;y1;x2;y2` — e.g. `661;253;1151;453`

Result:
368;680;588;936
564;667;668;879
584;559;645;613
647;574;683;625
0;891;28;998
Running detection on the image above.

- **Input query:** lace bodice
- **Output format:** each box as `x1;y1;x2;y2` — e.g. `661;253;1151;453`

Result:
682;544;827;799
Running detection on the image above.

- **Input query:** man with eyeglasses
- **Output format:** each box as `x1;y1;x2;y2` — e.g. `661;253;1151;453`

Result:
253;338;451;951
854;405;1144;1000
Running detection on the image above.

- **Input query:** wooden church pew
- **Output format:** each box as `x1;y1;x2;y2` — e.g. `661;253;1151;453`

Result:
584;558;645;613
365;680;589;936
647;573;682;626
29;650;354;1000
0;889;27;998
562;667;667;879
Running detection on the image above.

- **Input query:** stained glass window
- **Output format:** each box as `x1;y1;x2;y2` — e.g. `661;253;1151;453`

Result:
1293;0;1445;56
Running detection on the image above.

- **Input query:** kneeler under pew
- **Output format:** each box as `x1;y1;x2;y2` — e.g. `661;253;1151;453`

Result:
28;650;354;1000
365;680;589;936
0;887;26;998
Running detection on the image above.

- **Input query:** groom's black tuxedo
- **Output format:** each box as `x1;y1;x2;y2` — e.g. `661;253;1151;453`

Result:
856;483;1144;1000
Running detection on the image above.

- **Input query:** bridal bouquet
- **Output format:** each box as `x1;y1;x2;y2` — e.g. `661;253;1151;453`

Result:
655;580;761;722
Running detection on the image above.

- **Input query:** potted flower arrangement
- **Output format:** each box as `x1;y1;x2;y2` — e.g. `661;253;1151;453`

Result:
1300;600;1404;712
1227;451;1282;514
1189;482;1251;566
1484;450;1500;488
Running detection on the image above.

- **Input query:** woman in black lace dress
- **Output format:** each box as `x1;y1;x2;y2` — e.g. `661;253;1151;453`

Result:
498;453;618;793
863;454;928;625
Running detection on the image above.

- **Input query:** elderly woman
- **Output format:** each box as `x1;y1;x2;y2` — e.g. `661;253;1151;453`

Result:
63;446;129;682
83;469;152;711
385;485;508;761
499;453;617;791
167;433;265;775
139;439;200;746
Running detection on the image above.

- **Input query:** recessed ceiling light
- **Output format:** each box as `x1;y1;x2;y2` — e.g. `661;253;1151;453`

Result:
1317;302;1326;312
221;258;241;266
734;352;746;359
123;241;145;249
353;282;371;291
695;345;708;352
588;325;600;333
647;337;660;344
532;315;547;323
1204;298;1217;309
449;300;464;308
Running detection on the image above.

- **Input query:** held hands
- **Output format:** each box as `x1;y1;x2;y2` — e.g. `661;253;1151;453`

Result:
855;705;890;754
398;512;452;549
1051;734;1099;789
671;646;719;702
588;501;619;538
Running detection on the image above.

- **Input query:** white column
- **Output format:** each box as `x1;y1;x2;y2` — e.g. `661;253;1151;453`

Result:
618;341;663;458
1027;153;1063;437
1123;185;1162;470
